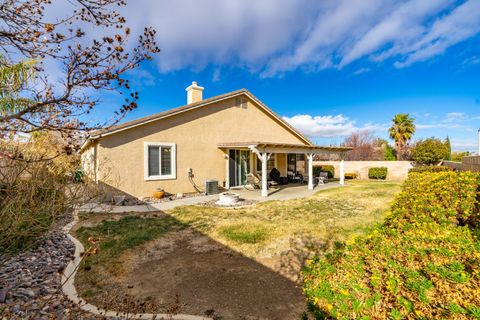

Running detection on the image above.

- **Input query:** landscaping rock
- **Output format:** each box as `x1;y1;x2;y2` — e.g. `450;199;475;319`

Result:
0;212;103;319
0;287;8;303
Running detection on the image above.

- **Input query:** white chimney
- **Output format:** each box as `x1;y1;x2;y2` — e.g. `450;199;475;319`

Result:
185;81;204;104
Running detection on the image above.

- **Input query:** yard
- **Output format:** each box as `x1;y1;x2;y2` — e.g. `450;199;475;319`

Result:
74;181;401;319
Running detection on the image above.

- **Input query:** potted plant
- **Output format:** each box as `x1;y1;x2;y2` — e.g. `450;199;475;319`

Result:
153;188;165;199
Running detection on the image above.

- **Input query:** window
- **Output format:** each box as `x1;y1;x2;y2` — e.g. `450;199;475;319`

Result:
256;154;275;172
287;154;305;174
144;142;176;180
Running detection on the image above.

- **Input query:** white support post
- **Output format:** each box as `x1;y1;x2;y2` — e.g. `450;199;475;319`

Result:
225;152;230;189
307;153;314;190
340;158;345;186
261;152;268;197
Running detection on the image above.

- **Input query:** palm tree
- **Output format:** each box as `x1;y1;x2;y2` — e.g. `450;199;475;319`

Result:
0;55;37;116
389;113;415;160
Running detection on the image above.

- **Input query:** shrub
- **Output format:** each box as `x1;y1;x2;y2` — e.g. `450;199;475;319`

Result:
0;133;97;253
302;172;480;319
383;143;396;161
452;151;471;162
368;167;388;180
409;166;452;174
344;172;358;179
313;165;335;179
411;138;449;165
388;172;479;227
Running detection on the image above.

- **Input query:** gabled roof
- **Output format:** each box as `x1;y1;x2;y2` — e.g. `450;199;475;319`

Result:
80;89;312;152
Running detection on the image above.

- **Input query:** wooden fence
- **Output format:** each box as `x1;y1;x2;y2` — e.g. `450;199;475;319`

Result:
443;156;480;172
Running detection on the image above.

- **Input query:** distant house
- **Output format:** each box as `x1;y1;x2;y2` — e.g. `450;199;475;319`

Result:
80;82;349;198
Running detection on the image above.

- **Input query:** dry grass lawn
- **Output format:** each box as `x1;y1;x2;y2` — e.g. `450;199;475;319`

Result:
167;180;401;259
74;180;401;317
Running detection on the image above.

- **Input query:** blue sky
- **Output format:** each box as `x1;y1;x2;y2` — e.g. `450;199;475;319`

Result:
87;0;480;151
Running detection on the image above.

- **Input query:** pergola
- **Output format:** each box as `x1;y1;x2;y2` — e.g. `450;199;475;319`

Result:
218;142;352;197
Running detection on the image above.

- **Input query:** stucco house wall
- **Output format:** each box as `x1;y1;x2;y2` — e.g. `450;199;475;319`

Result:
88;96;308;198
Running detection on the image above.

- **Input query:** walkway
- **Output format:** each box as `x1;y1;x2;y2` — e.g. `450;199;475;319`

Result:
79;182;342;213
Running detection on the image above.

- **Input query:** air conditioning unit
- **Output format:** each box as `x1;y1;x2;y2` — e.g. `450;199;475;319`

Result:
204;179;219;195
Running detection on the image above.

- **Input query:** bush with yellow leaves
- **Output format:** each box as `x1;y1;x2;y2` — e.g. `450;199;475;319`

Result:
302;171;480;319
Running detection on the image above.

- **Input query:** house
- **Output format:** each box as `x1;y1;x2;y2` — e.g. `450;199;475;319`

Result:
80;82;350;198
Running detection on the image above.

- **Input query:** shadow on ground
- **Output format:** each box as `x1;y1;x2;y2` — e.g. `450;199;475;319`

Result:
73;212;309;319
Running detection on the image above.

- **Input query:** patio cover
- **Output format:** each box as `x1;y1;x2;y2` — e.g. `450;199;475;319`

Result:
218;142;352;196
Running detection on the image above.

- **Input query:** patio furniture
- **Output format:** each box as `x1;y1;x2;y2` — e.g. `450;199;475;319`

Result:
258;173;279;188
244;173;261;190
317;172;328;184
301;174;309;184
287;170;302;183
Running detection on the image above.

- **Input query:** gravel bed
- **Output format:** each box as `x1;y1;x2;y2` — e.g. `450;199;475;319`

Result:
0;213;106;319
200;198;258;208
104;192;205;206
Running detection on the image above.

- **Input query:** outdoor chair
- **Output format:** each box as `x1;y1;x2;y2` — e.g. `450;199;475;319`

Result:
301;174;308;184
288;170;301;183
318;172;328;184
244;173;261;190
258;173;279;189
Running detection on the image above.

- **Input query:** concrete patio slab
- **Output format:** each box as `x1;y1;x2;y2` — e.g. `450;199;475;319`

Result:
233;182;342;202
79;183;343;213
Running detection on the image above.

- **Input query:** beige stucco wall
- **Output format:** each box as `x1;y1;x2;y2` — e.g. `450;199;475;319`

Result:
91;96;308;198
314;161;413;180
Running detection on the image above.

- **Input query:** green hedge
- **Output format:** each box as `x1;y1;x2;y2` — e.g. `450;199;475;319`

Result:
368;167;388;180
302;172;480;319
313;165;335;179
409;166;452;174
344;172;358;179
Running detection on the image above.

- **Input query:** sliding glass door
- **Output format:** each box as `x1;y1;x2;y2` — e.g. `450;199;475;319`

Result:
229;150;250;187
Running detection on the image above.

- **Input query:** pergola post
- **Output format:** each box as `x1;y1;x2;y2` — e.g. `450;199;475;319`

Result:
261;152;268;197
340;156;345;186
307;153;314;190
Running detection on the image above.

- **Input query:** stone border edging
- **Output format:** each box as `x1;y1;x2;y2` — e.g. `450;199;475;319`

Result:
61;211;212;320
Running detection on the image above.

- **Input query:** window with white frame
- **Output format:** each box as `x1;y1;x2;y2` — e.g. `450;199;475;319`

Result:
256;153;275;172
144;142;176;180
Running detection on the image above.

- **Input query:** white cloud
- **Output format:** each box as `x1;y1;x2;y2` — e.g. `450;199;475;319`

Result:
392;0;480;68
444;112;467;123
463;56;480;65
416;123;466;130
450;139;477;152
212;68;221;82
127;69;156;88
41;0;480;76
416;112;476;130
353;67;371;75
340;0;453;67
282;114;386;138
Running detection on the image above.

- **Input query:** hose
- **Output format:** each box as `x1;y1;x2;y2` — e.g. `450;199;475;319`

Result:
188;172;204;194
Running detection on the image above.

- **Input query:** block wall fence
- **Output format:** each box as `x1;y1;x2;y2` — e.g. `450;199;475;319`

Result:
314;161;413;180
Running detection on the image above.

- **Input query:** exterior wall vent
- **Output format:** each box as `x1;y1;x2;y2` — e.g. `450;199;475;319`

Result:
235;97;247;109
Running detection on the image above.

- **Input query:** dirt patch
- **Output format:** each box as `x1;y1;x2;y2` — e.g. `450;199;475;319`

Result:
72;211;166;232
117;229;306;319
